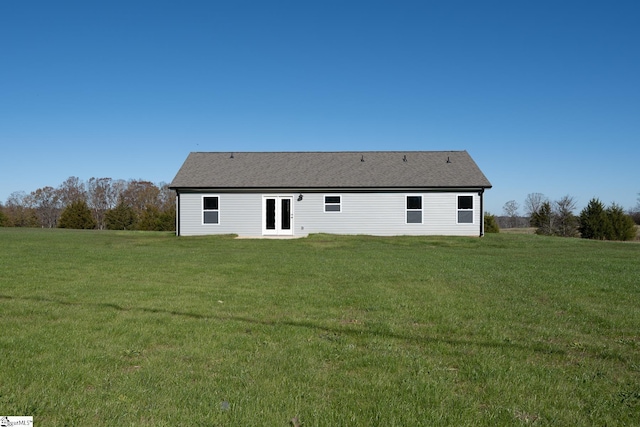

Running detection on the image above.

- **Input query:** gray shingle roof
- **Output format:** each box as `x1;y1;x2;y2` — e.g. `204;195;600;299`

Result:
169;151;492;190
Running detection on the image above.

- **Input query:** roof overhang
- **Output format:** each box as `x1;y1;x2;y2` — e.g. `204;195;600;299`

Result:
170;186;492;193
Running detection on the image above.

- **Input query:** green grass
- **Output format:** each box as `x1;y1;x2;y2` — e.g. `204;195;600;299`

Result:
1;228;639;426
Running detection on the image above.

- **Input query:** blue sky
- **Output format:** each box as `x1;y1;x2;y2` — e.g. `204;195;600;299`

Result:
1;0;639;215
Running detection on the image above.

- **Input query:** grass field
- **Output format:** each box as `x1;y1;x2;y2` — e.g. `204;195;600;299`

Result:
1;228;639;426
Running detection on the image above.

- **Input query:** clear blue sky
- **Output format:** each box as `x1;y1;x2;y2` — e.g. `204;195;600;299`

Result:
1;0;639;215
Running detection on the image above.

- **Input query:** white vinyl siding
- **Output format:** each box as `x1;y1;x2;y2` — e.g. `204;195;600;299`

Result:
295;192;481;236
179;193;263;236
178;191;483;237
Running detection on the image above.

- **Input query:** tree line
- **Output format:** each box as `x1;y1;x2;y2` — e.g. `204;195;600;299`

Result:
0;177;175;231
494;192;639;241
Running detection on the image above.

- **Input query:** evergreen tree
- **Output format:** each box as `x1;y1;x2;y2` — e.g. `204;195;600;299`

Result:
578;198;609;240
631;192;640;225
0;207;7;227
58;200;96;229
605;203;636;241
105;203;137;230
137;206;157;231
532;202;554;236
137;205;176;231
156;209;176;231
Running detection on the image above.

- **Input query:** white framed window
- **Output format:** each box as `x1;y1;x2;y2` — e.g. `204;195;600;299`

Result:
457;195;474;224
203;196;219;224
324;195;341;212
406;195;422;224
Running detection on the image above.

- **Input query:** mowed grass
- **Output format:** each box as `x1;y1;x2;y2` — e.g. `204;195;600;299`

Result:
1;229;639;426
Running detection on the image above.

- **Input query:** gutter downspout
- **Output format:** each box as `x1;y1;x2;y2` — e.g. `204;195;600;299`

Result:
479;188;485;237
175;191;180;236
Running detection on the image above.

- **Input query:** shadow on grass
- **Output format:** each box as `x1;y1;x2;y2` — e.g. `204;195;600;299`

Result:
1;293;569;358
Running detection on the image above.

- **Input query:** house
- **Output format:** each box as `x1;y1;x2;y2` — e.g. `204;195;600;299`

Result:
169;151;492;237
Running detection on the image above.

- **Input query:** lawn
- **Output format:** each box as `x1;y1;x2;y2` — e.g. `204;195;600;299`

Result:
1;228;639;426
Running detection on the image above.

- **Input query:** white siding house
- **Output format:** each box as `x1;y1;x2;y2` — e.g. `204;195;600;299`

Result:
169;151;492;237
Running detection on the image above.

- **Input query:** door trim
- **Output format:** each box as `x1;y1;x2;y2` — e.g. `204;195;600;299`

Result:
262;195;294;236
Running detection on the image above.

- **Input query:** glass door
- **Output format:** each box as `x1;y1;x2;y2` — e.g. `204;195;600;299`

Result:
263;196;293;235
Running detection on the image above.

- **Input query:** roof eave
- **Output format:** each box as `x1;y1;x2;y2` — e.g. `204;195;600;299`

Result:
170;185;492;192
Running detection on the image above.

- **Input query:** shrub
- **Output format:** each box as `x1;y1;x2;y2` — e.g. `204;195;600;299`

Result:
606;203;636;241
484;213;500;233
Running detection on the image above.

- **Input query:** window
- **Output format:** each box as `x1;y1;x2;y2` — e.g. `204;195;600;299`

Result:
406;196;422;223
203;196;219;224
324;195;341;212
457;195;473;223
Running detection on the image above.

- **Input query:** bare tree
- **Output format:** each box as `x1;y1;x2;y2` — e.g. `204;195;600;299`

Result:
554;195;578;237
157;182;176;212
58;176;87;207
4;191;38;227
502;200;520;228
524;193;547;219
87;178;121;230
6;191;27;209
120;180;160;214
30;186;61;228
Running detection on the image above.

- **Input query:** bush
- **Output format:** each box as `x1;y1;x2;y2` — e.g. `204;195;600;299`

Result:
484;213;500;233
58;200;96;229
606;204;636;241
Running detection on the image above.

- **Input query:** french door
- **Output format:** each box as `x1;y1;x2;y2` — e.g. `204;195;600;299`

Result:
262;196;293;236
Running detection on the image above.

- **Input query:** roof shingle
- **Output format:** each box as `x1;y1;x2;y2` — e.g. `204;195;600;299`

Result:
169;151;492;189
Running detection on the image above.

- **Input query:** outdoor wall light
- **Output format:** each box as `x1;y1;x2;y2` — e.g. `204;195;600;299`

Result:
297;194;303;201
